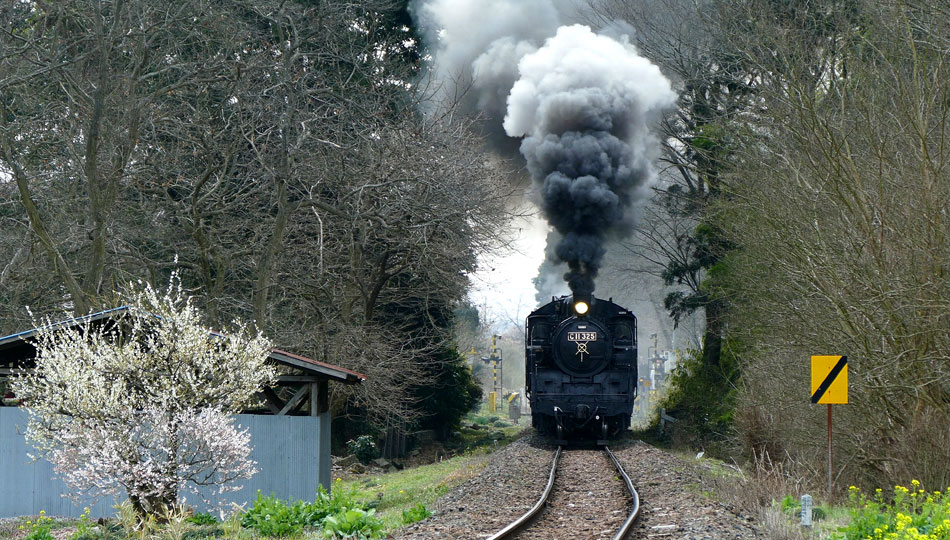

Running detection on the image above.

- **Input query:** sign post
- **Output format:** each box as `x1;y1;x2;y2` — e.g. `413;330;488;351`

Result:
811;355;848;495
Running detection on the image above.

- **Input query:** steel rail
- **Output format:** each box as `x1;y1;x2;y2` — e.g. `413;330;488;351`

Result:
485;446;562;540
605;446;641;540
486;446;640;540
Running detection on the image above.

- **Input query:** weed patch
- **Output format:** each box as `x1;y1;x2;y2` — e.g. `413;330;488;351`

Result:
832;482;950;540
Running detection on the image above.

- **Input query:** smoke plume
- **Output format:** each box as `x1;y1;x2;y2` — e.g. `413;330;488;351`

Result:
412;2;675;299
505;25;675;297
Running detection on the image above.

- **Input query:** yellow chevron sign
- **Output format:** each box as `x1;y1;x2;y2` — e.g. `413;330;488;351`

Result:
811;355;848;404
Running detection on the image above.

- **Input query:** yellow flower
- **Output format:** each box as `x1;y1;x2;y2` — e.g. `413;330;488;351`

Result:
911;479;920;487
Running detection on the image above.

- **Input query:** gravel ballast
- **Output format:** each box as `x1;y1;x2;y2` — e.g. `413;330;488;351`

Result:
395;436;764;540
613;440;762;539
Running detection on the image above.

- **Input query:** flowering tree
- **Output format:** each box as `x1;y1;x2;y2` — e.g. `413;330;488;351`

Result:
11;277;276;517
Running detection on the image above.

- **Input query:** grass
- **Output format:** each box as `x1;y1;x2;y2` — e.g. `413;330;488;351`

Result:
338;450;491;530
677;449;855;540
338;405;529;530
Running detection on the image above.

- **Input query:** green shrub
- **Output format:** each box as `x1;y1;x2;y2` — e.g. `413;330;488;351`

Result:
186;512;217;526
832;482;950;540
413;347;482;439
305;486;364;524
20;511;55;540
401;504;432;525
241;492;308;537
242;486;380;537
71;507;94;540
659;342;740;448
779;494;799;513
346;435;379;465
321;508;384;539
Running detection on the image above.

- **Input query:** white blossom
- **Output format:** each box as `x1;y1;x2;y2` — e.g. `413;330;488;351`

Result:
12;274;276;516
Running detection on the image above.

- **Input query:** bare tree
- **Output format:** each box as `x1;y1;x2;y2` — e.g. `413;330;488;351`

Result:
719;0;950;490
0;0;512;430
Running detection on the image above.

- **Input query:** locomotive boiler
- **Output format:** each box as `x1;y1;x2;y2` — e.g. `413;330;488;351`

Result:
525;295;637;442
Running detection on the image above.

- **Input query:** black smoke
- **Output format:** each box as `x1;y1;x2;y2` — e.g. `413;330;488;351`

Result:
505;25;675;297
523;132;650;295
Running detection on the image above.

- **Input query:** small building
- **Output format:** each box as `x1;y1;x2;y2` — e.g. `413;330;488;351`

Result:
0;307;365;518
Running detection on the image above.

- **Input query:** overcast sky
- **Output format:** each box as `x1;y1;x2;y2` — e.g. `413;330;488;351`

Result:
467;211;558;329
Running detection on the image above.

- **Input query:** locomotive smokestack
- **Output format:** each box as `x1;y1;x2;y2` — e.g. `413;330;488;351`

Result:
503;25;675;297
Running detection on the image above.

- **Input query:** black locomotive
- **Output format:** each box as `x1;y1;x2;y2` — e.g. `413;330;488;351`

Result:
525;295;637;442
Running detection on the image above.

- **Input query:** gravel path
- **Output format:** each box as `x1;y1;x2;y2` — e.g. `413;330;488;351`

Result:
395;436;763;540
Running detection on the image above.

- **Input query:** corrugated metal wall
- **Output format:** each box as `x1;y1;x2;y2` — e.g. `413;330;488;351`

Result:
0;408;330;518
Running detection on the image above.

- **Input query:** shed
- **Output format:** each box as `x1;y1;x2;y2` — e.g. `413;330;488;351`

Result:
0;307;366;518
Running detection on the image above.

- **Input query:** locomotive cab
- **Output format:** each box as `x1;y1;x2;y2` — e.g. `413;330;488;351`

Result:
525;295;637;442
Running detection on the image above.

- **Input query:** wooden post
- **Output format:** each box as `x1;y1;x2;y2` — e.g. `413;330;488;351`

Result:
311;379;328;415
310;382;320;416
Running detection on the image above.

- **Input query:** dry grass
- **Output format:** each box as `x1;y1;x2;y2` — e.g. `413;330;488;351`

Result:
693;450;841;540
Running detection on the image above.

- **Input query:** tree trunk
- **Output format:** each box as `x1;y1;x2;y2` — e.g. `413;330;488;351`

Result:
702;299;724;371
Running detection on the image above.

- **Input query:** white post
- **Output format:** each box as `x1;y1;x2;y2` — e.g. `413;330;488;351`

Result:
801;494;813;527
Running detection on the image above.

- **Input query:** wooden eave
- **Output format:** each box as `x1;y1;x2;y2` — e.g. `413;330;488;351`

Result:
269;349;365;385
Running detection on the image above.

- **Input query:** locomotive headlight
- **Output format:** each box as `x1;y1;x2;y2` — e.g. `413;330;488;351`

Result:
573;301;589;315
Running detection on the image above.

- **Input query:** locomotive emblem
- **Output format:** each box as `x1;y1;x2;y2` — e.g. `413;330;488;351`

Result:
567;332;597;342
568;332;597;361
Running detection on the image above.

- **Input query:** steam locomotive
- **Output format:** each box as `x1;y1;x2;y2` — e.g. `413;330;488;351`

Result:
525;295;637;442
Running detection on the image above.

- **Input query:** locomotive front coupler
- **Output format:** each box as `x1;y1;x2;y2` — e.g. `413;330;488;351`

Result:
574;403;591;419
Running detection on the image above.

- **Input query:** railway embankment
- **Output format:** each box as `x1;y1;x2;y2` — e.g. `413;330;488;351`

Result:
394;436;764;540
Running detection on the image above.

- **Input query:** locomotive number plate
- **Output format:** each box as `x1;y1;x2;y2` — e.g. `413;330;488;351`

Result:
568;332;597;342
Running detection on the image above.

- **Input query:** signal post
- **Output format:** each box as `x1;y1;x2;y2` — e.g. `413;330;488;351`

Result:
811;355;848;495
482;335;503;413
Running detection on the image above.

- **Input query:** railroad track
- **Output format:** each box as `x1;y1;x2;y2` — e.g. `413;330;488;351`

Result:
486;446;641;540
